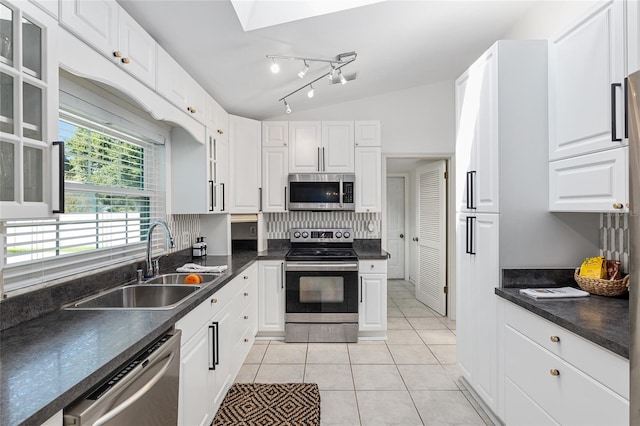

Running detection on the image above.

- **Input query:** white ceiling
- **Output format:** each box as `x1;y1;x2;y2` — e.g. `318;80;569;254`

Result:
117;0;536;120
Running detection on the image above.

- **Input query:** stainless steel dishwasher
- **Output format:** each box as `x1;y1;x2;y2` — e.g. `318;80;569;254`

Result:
64;329;181;426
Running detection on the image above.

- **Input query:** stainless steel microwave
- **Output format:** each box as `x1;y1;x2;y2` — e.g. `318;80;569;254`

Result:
288;174;355;211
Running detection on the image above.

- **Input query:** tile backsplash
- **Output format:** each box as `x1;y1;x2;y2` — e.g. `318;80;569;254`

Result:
264;212;381;239
167;214;201;251
600;213;629;273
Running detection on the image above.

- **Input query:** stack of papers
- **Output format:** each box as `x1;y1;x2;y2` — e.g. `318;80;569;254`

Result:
519;287;590;299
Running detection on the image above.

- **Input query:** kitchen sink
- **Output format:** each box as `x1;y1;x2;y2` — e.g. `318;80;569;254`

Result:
144;273;220;285
66;284;203;310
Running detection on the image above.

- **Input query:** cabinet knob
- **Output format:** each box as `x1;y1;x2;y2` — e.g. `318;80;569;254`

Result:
284;142;287;146
244;292;249;296
121;57;130;64
244;276;249;280
217;129;223;135
113;51;122;58
613;203;624;209
244;338;249;342
413;237;419;242
400;234;404;239
211;298;217;304
550;336;560;343
370;264;375;269
244;315;249;320
550;369;560;376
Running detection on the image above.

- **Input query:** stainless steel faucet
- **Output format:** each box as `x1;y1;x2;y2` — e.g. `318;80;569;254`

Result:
146;221;175;278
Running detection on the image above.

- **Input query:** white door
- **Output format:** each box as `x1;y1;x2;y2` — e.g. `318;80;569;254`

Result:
386;176;405;279
415;161;447;315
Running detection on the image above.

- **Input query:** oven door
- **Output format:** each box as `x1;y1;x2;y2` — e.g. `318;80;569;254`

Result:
285;261;359;315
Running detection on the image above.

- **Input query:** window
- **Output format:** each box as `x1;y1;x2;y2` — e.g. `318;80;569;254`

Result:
3;110;166;293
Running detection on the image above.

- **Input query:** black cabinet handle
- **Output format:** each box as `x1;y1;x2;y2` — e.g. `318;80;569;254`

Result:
281;262;284;289
52;141;65;213
208;321;219;370
360;276;363;303
466;216;477;255
322;147;325;171
466;171;477;210
611;83;622;142
284;186;287;210
317;147;321;171
221;183;225;211
209;180;214;212
466;172;471;209
208;324;215;370
259;188;263;212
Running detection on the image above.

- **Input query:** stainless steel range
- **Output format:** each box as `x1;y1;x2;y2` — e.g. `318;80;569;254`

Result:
285;228;359;343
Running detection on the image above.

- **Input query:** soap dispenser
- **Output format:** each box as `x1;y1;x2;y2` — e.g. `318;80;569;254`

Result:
192;237;204;258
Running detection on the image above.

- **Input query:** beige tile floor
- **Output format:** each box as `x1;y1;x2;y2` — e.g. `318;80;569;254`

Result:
235;279;494;426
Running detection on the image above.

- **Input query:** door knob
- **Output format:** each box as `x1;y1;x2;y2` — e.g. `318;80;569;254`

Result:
413;237;419;242
400;234;404;239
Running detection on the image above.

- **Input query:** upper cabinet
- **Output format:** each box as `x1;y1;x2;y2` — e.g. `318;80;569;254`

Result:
157;46;205;123
354;121;381;147
0;0;60;219
455;46;499;214
60;0;157;88
262;121;288;148
355;146;381;213
548;0;625;161
262;122;289;212
229;115;261;213
289;121;354;173
548;0;634;212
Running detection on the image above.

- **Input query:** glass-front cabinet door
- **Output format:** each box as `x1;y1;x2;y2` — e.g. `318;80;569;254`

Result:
0;0;59;219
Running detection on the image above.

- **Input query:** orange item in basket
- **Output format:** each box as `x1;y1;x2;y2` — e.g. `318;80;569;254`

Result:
184;274;202;284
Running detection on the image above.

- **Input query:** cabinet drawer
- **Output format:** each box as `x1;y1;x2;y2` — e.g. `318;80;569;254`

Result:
176;283;234;344
505;326;628;426
358;260;387;274
232;275;255;314
505;302;628;398
504;378;558;426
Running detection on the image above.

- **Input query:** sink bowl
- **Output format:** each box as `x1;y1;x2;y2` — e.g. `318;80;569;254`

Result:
144;273;220;285
66;284;202;310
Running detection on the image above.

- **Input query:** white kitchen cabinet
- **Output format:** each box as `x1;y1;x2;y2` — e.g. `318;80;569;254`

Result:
262;121;288;148
258;260;285;336
355;146;381;213
456;213;499;410
549;146;628;212
548;0;626;161
170;127;227;214
288;121;354;173
358;260;387;334
60;0;157;88
211;301;234;413
454;46;498;214
501;300;629;426
232;263;258;373
40;410;62;426
157;46;205;123
321;121;354;172
262;147;288;212
0;0;60;219
354;121;381;147
229;115;261;213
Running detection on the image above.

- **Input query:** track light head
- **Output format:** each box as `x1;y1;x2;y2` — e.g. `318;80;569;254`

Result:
298;61;309;79
338;69;347;85
307;85;315;98
327;64;336;82
284;100;292;114
270;59;280;74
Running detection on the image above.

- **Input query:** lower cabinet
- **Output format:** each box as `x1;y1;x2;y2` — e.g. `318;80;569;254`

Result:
500;299;629;425
358;260;387;336
257;260;285;336
176;264;258;426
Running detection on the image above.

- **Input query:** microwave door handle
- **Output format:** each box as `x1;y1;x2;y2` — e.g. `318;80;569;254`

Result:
339;177;343;207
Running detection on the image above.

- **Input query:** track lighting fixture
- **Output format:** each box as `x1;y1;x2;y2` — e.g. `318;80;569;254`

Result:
338;69;347;85
270;58;280;74
298;61;309;78
266;51;358;108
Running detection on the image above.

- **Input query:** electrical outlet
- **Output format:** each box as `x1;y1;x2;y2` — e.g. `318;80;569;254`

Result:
182;232;189;247
250;226;257;236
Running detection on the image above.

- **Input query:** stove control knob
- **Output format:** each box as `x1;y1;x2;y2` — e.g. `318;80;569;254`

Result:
301;231;309;238
343;232;350;239
293;231;301;238
335;232;342;238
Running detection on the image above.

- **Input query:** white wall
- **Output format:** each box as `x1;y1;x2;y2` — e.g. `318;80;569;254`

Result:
268;80;456;155
501;0;600;40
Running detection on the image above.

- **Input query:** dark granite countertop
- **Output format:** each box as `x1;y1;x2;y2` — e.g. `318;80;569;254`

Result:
0;252;258;426
354;248;390;260
256;247;389;260
495;287;629;358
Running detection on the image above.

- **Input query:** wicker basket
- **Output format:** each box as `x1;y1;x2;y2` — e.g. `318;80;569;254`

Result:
574;268;630;296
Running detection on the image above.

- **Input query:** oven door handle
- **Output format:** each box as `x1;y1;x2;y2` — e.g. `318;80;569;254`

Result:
285;262;359;272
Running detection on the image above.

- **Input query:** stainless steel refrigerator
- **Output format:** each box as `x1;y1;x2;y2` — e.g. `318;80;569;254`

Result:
629;70;640;424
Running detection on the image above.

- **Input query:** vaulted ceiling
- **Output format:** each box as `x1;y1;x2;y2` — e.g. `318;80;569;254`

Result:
117;0;536;120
